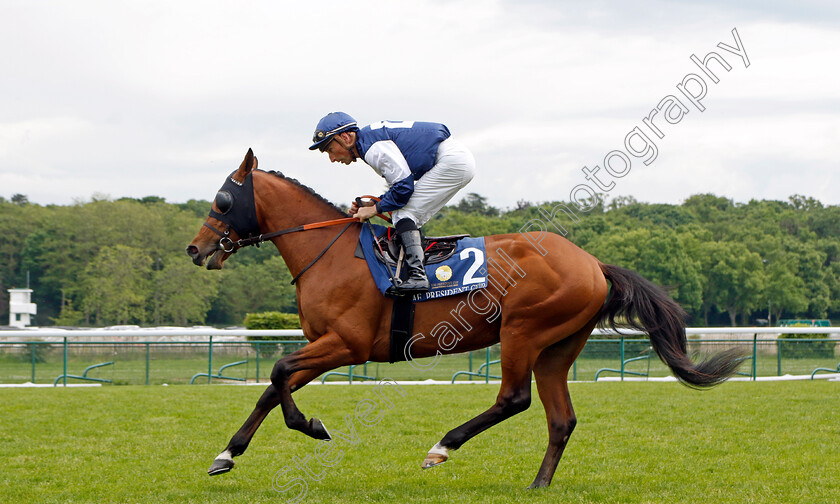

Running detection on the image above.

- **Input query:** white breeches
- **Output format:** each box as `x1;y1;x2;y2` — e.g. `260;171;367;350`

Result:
392;138;476;228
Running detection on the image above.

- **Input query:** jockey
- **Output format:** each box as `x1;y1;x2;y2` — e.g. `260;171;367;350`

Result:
309;111;476;295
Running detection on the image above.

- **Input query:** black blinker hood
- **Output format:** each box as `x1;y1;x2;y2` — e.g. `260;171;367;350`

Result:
208;171;260;239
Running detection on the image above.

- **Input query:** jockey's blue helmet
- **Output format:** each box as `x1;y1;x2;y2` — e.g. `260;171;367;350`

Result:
309;112;358;151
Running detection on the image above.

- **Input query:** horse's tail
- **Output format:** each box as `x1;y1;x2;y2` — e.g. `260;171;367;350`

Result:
598;263;746;388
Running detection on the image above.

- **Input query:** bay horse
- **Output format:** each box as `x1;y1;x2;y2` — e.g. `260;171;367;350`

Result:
186;149;743;488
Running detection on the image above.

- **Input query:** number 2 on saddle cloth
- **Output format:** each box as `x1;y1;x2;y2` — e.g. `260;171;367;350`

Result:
356;221;489;302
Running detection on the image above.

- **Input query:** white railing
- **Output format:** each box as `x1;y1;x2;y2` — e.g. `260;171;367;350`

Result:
1;326;838;339
0;328;304;339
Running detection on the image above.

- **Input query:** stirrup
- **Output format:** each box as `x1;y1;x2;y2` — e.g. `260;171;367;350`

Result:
386;262;429;296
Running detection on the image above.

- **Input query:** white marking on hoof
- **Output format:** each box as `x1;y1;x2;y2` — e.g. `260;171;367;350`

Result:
208;450;235;476
421;442;449;469
428;442;448;457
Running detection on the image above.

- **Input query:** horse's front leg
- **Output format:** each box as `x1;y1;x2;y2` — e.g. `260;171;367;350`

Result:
208;382;283;475
208;332;361;475
270;358;334;440
208;367;326;475
270;331;365;438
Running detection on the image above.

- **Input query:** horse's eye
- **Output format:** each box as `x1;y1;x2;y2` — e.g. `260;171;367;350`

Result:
215;190;233;215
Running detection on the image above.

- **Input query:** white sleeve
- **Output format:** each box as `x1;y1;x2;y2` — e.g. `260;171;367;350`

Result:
363;140;412;186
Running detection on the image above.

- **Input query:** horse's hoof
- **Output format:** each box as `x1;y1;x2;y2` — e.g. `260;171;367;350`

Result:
311;418;331;440
421;443;449;469
421;453;448;469
208;458;234;476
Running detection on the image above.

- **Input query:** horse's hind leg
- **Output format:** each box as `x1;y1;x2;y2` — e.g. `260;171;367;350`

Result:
422;340;534;468
528;323;593;489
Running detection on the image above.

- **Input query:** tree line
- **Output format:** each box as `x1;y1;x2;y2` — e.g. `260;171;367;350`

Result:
1;192;837;327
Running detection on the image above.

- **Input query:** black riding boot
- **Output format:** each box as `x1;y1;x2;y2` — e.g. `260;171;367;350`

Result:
387;220;430;295
397;228;430;293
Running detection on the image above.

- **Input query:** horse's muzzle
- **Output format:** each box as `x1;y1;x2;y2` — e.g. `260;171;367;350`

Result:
187;244;227;269
186;244;205;266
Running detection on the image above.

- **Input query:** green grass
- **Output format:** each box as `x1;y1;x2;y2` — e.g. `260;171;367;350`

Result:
1;381;838;503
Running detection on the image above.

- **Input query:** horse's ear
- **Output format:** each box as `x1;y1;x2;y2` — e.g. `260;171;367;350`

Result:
233;148;257;183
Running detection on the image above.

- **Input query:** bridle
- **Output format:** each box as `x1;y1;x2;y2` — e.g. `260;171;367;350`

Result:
203;217;359;285
203;217;359;254
203;170;385;284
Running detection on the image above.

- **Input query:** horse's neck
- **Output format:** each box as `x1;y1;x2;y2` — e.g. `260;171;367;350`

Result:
254;171;352;277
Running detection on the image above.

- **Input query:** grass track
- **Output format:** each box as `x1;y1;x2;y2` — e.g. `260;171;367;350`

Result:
1;381;838;503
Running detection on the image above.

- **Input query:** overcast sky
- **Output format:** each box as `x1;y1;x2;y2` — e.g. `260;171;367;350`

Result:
2;0;839;210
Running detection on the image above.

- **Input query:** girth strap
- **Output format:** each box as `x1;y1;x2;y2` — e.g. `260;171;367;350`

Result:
389;295;416;363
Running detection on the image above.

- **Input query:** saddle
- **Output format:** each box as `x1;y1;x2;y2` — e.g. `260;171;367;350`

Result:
355;226;486;362
364;228;471;268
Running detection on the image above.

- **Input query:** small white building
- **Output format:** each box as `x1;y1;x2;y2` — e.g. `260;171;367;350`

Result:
8;288;37;328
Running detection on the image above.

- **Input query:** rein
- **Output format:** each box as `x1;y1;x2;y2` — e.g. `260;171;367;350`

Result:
289;221;355;284
203;217;359;284
204;217;360;251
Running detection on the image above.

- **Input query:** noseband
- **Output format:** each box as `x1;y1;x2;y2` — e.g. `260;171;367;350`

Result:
202;221;240;253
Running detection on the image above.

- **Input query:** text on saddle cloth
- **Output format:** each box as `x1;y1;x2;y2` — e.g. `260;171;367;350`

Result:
358;223;488;302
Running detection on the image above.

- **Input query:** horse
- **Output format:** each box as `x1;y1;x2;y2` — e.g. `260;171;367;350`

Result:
186;149;744;488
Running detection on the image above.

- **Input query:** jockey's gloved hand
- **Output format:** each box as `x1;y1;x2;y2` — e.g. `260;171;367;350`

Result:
350;197;377;215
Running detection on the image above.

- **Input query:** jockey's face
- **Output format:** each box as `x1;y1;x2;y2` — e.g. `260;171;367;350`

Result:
324;131;357;165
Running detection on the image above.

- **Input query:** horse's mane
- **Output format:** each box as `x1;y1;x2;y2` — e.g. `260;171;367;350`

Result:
263;170;349;217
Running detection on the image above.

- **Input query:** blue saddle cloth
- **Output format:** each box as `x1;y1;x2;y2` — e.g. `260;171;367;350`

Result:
358;223;488;302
